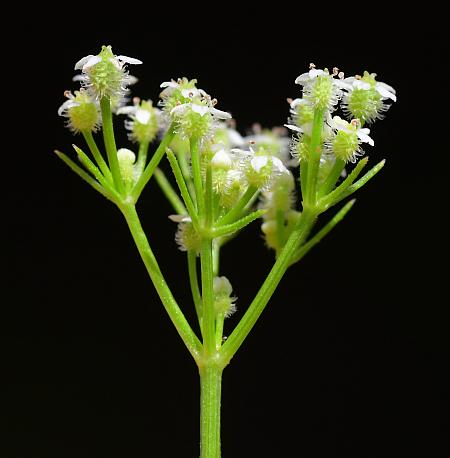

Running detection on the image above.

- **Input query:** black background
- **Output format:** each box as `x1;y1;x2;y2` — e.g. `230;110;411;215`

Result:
2;8;449;458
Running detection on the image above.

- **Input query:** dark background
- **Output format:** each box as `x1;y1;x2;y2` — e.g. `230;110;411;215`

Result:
2;9;449;457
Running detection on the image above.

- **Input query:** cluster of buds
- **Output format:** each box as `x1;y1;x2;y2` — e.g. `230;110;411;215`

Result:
58;45;142;134
286;63;396;165
159;78;231;141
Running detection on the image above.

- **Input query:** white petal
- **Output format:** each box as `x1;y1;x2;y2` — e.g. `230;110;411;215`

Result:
376;83;397;101
72;74;85;82
127;75;139;85
211;149;233;168
135;108;151;124
57;100;78;116
116;106;137;115
330;116;349;131
191;104;210;117
353;80;371;90
309;68;326;79
343;77;356;84
227;129;245;146
251;155;269;173
82;55;102;70
74;55;94;70
271;156;287;173
295;72;310;85
160;81;179;88
210;107;232;119
116;55;143;65
168;214;192;223
377;81;396;94
284;124;303;133
181;88;199;98
334;79;352;90
290;98;307;108
170;104;188;116
357;129;374;146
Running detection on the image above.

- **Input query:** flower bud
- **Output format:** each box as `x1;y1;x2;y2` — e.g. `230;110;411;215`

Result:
117;148;136;184
58;90;100;133
118;99;160;143
175;220;201;252
213;276;237;318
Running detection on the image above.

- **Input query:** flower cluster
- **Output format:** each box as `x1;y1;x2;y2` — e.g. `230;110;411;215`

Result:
58;45;141;134
159;78;231;141
117;98;161;144
286;64;396;165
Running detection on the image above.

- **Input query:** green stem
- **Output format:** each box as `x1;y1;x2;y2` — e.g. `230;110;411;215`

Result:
82;130;112;181
100;97;124;194
200;238;215;356
199;364;222;458
299;158;308;200
132;126;176;202
136;141;149;178
220;208;317;364
212;241;221;277
305;109;324;206
215;313;225;350
332;159;386;205
317;159;346;198
212;209;266;238
205;162;213;227
319;157;368;209
166;148;201;231
188;249;203;329
178;147;196;202
154;168;187;215
276;209;285;251
216;186;258;227
190;138;205;218
120;203;202;361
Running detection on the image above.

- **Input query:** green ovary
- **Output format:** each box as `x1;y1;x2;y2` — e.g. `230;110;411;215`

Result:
332;131;359;162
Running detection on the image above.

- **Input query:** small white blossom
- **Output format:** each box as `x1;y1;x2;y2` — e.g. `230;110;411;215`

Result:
327;116;374;163
343;76;397;102
341;72;397;123
74;46;142;101
117;98;161;143
295;66;349;112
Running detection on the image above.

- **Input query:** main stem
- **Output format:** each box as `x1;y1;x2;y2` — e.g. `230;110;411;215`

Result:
200;364;223;458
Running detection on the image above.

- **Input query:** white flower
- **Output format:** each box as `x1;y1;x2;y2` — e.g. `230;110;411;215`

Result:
231;147;289;190
341;72;397;123
57;90;101;133
327;116;374;163
73;46;142;101
331;116;374;146
211;149;233;169
243;125;294;167
169;96;232;141
294;66;349;112
343;76;397;102
117;99;161;143
170;101;231;120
